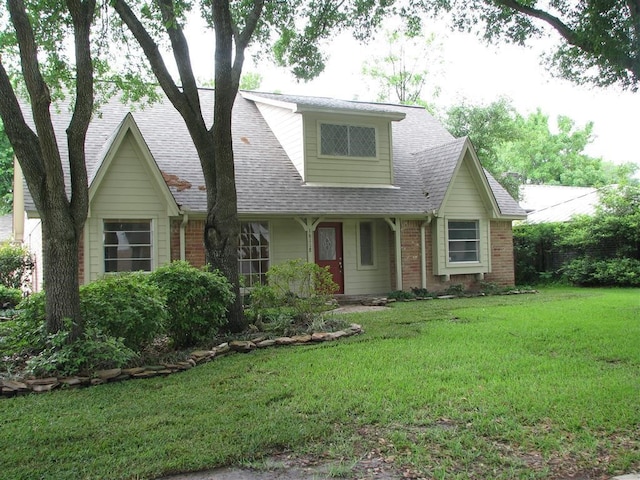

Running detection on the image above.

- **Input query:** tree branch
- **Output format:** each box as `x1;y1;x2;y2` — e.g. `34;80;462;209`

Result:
110;0;195;118
66;0;95;228
232;0;265;87
492;0;640;82
7;0;64;189
0;60;45;204
156;0;202;114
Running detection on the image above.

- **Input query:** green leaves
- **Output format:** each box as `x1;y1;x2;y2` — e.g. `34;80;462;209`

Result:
442;98;639;199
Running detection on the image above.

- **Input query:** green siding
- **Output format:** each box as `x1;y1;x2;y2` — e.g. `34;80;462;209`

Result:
303;113;393;185
85;133;172;283
342;219;391;295
433;154;492;276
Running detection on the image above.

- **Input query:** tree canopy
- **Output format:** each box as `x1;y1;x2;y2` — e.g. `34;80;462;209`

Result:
361;28;442;107
414;0;640;90
443;98;638;198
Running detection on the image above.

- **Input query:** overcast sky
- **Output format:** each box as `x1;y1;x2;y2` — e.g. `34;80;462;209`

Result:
183;20;639;167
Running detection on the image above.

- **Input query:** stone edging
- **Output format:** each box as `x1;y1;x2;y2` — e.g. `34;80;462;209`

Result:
0;323;364;398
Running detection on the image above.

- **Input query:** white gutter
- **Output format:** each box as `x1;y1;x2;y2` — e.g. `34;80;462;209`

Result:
179;213;189;261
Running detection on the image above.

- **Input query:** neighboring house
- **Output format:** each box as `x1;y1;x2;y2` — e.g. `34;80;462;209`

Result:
519;185;600;224
14;90;526;294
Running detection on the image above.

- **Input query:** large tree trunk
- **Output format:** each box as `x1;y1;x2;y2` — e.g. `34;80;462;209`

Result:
208;0;244;332
40;213;83;340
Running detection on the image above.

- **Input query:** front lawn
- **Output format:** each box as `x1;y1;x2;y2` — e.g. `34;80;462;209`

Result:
1;287;638;479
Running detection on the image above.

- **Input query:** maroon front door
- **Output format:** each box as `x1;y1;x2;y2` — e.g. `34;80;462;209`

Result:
314;222;344;294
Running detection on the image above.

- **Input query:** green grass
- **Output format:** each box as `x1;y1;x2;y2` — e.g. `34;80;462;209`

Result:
1;287;638;479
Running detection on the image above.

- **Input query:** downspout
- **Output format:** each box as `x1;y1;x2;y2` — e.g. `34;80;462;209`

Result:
420;216;433;290
179;213;189;261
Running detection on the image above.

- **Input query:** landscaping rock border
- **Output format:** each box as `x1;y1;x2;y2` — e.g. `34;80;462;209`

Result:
0;323;363;398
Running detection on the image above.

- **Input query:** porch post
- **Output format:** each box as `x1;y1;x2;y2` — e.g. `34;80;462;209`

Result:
384;217;403;291
294;217;323;263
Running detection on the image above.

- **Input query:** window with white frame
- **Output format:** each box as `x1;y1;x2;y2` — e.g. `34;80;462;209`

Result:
448;220;480;263
238;221;270;287
104;220;152;272
357;221;376;268
320;123;376;158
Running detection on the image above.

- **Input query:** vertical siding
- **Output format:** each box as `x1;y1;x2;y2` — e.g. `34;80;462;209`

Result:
253;103;305;179
303;113;393;185
86;133;172;282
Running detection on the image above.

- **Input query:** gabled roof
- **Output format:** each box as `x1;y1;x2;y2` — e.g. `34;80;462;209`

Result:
20;89;525;219
88;113;180;217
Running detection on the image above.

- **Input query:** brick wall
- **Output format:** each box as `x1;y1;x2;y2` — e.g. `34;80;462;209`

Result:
484;220;515;286
171;219;206;267
400;220;422;290
395;219;516;293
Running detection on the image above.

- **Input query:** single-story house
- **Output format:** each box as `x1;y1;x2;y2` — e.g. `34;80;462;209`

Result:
14;90;526;295
519;185;600;224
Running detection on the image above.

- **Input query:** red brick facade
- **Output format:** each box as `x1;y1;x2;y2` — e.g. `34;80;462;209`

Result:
171;219;206;267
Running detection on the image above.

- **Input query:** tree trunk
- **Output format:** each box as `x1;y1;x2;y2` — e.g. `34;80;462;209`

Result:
40;211;83;341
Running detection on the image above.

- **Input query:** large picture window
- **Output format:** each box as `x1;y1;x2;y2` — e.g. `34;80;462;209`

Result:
238;221;270;287
320;123;376;158
104;220;152;272
448;220;480;263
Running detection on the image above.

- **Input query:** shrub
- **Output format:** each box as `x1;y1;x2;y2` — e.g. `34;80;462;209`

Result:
444;283;466;296
8;292;47;355
387;290;416;301
248;259;338;325
26;324;138;377
0;242;34;290
81;274;168;351
410;287;430;298
148;261;234;348
0;285;22;309
562;257;640;287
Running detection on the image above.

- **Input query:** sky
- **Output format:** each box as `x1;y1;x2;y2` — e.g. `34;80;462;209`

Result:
183;19;639;167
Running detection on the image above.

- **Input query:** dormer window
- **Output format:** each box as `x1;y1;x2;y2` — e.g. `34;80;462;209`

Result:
320;123;376;158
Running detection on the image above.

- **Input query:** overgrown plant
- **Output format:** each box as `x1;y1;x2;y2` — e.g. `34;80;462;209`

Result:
26;324;138;377
0;242;33;290
148;261;234;348
249;259;338;324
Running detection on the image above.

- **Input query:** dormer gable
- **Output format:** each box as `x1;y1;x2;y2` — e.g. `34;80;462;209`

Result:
242;91;405;187
89;113;180;217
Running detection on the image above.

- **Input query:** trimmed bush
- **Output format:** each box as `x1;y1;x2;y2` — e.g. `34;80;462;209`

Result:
148;261;234;348
0;242;34;290
3;292;47;356
80;273;168;351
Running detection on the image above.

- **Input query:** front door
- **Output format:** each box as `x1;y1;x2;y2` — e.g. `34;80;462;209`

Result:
314;222;344;294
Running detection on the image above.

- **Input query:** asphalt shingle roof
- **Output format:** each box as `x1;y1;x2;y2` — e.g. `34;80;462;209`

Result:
21;89;525;219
